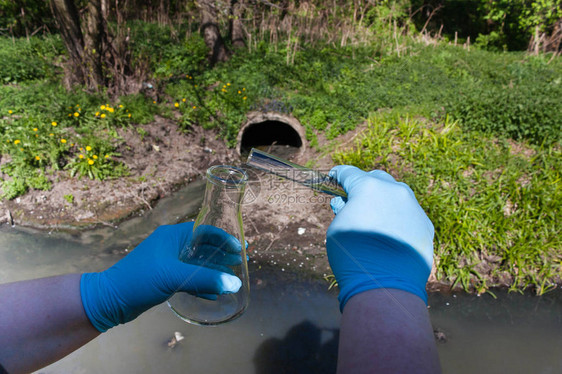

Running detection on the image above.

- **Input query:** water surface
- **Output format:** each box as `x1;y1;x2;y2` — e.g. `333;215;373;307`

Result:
0;181;561;373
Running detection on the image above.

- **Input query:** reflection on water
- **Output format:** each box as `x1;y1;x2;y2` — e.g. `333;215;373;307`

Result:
0;179;561;373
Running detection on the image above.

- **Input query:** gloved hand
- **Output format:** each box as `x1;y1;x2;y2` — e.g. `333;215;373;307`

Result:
81;222;243;332
181;224;244;274
327;166;434;312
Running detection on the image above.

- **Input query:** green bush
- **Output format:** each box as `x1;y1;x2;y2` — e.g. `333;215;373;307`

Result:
0;36;63;83
447;83;561;144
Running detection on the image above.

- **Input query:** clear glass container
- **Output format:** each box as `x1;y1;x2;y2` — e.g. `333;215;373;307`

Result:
167;165;250;326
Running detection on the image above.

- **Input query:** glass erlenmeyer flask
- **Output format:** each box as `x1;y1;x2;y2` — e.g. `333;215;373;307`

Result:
167;165;250;326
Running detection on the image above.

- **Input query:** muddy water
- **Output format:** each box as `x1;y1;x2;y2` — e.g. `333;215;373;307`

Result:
1;181;561;374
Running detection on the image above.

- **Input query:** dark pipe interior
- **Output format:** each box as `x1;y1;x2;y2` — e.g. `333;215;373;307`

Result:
240;121;303;155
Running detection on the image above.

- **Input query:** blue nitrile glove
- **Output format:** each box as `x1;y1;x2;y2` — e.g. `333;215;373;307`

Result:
81;222;243;332
326;166;434;312
181;225;244;274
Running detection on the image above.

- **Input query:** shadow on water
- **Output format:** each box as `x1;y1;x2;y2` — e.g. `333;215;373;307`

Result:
253;320;338;374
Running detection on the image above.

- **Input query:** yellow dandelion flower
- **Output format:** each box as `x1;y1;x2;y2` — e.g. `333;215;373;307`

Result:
35;156;40;161
49;133;54;136
79;154;84;159
61;139;67;144
101;114;106;119
20;148;23;151
221;88;226;92
243;87;246;91
14;139;21;145
192;106;197;109
105;154;109;158
33;128;38;132
182;98;186;102
153;100;156;104
108;107;114;113
95;112;100;116
227;83;231;86
93;155;98;159
238;90;241;94
223;85;226;89
8;110;13;114
76;104;80;107
174;103;179;108
119;104;123;108
79;147;83;151
68;114;72;117
128;114;131;118
243;96;247;100
101;105;106;110
74;112;79;117
86;146;92;151
194;85;198;88
52;121;58;126
88;159;94;165
71;143;74;147
35;134;38;137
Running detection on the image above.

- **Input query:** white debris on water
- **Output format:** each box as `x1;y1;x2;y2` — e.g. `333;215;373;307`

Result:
167;331;185;348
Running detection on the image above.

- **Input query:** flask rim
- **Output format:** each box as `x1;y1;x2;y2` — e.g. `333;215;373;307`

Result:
207;165;248;187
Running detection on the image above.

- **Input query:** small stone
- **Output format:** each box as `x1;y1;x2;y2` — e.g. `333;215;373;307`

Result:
204;147;213;153
297;227;306;235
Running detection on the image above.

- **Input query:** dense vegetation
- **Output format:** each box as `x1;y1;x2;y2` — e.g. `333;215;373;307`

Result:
0;0;560;293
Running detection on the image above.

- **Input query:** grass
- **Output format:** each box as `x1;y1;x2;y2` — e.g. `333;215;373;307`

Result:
333;113;561;294
159;40;561;146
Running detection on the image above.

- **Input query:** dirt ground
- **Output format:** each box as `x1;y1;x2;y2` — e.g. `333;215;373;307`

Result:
0;115;456;290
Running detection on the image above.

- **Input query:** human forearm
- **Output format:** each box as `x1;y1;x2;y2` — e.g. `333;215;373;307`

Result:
337;288;441;374
0;274;100;374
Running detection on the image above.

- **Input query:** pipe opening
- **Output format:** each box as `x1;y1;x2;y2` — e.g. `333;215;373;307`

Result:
239;120;304;159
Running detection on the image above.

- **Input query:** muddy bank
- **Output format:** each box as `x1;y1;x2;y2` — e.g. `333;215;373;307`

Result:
0;115;239;229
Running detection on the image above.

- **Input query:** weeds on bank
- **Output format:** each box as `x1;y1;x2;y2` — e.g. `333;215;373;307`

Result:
0;91;137;198
333;114;562;294
160;40;561;147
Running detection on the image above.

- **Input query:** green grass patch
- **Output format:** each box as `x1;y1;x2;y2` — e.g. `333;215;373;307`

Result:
333;113;561;294
0;35;64;83
173;41;561;146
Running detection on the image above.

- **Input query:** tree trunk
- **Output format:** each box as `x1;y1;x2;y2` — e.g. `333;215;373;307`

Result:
49;0;85;86
84;0;105;90
199;0;229;65
230;0;246;49
50;0;142;95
